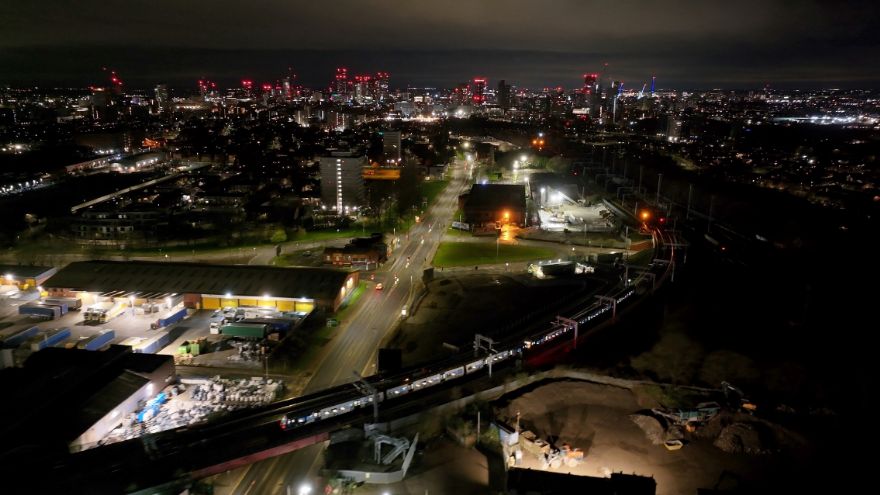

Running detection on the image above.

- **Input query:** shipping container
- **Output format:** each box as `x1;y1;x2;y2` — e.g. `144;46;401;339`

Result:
79;329;115;351
239;318;294;333
1;326;40;348
19;303;61;319
43;297;83;310
219;323;268;339
29;327;71;351
41;302;69;315
157;308;187;327
135;331;171;354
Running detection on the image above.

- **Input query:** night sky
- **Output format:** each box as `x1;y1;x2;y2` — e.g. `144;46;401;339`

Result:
2;0;879;89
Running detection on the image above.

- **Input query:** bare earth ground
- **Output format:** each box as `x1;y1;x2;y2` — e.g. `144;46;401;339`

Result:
493;379;804;495
390;273;590;366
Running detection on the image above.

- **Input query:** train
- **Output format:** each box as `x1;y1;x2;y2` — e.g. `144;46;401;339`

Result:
278;229;677;432
278;268;660;432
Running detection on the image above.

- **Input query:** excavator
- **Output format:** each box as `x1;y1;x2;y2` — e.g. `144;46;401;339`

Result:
722;381;758;413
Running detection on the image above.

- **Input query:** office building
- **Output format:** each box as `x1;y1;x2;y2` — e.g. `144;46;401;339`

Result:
498;80;511;111
382;131;401;164
154;84;170;114
320;152;366;213
472;77;487;105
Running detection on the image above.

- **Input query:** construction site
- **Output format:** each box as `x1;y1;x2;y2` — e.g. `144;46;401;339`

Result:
490;377;815;495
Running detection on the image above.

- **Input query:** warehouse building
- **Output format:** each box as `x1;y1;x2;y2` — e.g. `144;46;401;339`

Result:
458;183;527;227
43;260;358;313
323;233;389;269
0;264;58;290
0;345;174;454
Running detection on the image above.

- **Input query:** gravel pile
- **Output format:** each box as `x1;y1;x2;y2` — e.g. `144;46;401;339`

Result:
629;413;665;445
713;422;771;454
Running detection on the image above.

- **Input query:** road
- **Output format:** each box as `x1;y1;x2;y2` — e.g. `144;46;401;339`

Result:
228;160;473;495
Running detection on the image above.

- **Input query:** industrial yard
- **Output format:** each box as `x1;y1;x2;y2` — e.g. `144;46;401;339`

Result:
98;375;285;449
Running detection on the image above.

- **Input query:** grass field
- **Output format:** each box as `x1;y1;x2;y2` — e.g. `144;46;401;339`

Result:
419;179;449;207
433;241;556;267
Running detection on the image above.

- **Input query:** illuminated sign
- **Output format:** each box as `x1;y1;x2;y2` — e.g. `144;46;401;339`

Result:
362;167;401;180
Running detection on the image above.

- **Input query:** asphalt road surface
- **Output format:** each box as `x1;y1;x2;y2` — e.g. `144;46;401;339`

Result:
229;160;473;495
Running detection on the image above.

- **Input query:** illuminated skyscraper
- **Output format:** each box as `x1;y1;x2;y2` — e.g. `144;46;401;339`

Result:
472;77;487;105
582;73;599;96
154;84;170;114
374;72;390;101
320;152;366;212
334;67;349;96
353;74;372;101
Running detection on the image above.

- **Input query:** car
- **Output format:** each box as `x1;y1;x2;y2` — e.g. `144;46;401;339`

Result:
375;283;384;290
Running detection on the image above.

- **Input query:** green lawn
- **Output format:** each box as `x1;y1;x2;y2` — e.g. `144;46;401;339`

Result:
445;226;470;237
433;241;556;267
290;228;361;242
419;179;449;207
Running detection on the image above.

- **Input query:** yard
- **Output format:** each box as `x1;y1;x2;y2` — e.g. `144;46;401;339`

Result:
432;241;556;267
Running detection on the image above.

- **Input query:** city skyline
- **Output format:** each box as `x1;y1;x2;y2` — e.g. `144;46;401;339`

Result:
2;0;879;89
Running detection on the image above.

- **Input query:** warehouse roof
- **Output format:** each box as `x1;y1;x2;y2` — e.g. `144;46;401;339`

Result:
0;264;57;279
461;183;526;209
45;260;352;302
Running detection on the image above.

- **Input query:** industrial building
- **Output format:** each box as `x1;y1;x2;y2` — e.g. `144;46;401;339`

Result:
0;264;58;290
43;260;358;313
458;183;527;227
528;172;582;208
319;151;367;213
323;233;389;269
109;151;166;172
0;345;174;453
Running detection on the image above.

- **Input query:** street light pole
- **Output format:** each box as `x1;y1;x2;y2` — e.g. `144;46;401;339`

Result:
656;173;663;205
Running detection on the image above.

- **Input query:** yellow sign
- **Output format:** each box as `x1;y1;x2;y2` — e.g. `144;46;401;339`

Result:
362;167;401;180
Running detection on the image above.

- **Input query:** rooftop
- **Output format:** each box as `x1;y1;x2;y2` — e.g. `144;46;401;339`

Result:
461;183;526;209
45;260;352;302
0;264;57;279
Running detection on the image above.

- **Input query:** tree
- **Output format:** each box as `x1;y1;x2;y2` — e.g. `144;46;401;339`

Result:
270;228;287;244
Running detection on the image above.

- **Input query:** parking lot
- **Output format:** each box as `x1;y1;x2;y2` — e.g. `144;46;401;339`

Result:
1;290;211;364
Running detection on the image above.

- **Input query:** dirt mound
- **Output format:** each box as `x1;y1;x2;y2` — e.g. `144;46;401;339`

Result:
713;422;773;454
630;413;665;445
